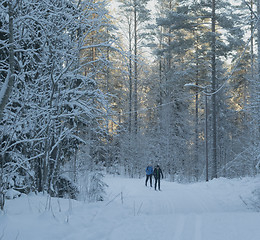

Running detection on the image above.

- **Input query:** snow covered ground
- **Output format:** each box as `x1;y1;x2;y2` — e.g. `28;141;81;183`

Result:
1;175;260;240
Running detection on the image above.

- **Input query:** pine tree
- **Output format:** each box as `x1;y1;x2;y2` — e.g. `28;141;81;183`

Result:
118;0;150;134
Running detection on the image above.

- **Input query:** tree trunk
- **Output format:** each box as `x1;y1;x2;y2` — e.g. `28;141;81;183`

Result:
211;0;217;179
0;1;15;121
257;0;260;142
0;1;15;210
195;32;199;180
257;0;260;77
251;0;254;78
133;0;138;134
128;17;133;133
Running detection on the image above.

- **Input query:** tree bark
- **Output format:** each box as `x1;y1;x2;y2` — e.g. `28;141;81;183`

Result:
211;0;217;179
195;34;199;180
128;16;133;133
0;0;15;210
133;0;138;134
0;1;15;121
257;0;260;140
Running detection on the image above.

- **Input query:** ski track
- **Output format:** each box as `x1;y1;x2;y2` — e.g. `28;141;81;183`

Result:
102;176;260;240
194;214;202;240
1;175;260;240
172;215;186;240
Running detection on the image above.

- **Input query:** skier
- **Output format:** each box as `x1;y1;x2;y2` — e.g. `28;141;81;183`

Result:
154;165;163;191
145;164;154;187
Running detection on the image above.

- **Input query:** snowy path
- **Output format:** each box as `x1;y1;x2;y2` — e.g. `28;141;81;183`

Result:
1;175;260;240
100;176;260;240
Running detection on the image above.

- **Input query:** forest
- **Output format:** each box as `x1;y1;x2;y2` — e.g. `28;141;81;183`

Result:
0;0;259;209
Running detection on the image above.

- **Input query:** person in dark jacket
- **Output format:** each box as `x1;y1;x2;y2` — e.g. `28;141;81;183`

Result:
145;165;154;187
153;165;163;191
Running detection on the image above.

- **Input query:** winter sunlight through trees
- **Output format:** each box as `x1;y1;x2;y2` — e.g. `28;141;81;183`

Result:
0;0;259;239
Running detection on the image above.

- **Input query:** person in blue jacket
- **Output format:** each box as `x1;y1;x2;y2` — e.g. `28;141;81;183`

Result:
154;165;163;191
145;164;154;187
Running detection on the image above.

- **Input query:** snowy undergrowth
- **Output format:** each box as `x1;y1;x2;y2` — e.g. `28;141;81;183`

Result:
0;175;260;240
250;188;260;211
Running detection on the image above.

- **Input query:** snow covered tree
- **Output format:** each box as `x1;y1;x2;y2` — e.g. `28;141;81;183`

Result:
118;0;151;134
147;0;246;181
107;0;152;177
0;0;113;207
150;0;203;180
